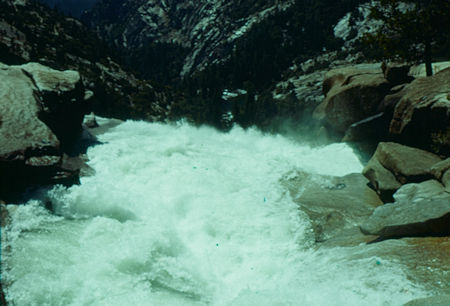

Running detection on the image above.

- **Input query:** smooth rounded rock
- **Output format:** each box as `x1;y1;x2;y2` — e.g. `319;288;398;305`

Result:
360;180;450;240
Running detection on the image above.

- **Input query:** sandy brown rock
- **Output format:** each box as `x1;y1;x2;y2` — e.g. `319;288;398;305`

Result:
0;63;60;160
374;142;441;183
363;142;442;201
389;68;450;155
283;170;382;242
360;180;450;240
0;62;88;200
315;64;391;134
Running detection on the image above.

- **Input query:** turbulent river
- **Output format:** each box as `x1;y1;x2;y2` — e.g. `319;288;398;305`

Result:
1;121;435;305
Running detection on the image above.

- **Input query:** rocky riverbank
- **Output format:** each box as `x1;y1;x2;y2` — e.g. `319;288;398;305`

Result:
313;61;450;156
1;60;449;305
1;60;448;242
0;62;94;202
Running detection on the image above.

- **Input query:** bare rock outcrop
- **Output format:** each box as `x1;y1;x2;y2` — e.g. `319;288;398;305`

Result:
360;180;450;241
316;62;449;156
363;142;442;201
283;170;382;244
0;62;89;201
381;62;412;86
388;68;450;155
314;63;391;134
403;295;450;306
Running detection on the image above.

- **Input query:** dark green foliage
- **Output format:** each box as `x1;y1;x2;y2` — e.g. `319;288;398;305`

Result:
130;42;189;84
363;0;450;76
38;0;98;18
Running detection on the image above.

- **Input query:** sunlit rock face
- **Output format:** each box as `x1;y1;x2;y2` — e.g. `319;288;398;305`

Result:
0;62;88;199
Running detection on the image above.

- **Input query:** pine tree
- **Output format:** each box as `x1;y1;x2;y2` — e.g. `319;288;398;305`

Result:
365;0;450;76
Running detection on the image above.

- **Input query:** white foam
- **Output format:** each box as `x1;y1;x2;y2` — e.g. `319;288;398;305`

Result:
2;121;425;305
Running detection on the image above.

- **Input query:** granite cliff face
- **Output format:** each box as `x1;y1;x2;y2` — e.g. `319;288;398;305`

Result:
85;0;294;77
84;0;366;85
82;0;368;127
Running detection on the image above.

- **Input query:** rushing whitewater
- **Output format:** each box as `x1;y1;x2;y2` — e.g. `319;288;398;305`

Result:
2;121;426;305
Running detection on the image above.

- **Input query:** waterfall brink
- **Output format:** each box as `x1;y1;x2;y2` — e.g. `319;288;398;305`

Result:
2;121;427;305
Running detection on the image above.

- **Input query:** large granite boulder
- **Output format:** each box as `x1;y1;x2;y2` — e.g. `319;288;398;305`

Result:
389;68;450;155
282;171;382;243
314;63;391;134
360;180;450;240
363;142;442;201
0;62;89;201
430;158;450;180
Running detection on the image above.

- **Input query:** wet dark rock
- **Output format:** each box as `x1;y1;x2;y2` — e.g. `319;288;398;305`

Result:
363;142;442;201
83;112;99;129
282;171;382;243
442;169;450;193
342;112;392;155
60;154;95;178
86;117;123;137
360;180;450;241
381;62;413;86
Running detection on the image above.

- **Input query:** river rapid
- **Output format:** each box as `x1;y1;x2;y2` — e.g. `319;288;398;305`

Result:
1;120;434;305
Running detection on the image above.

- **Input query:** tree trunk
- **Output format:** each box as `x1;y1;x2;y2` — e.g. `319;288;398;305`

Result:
425;38;433;76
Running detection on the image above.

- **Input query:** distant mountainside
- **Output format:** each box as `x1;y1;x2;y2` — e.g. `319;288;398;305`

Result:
38;0;98;17
82;0;366;126
84;0;365;83
0;0;173;121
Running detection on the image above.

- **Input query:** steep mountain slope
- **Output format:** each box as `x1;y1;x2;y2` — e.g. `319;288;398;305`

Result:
0;0;172;121
85;0;364;83
84;0;365;127
85;0;293;78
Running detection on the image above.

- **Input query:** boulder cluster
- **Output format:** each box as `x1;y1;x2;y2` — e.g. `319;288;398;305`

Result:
314;62;450;156
311;62;450;243
0;62;93;201
362;142;449;241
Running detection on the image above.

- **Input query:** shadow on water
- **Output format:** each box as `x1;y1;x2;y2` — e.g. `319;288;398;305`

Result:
149;279;205;303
